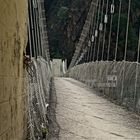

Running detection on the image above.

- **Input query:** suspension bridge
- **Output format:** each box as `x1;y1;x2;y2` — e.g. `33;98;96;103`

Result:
26;0;140;139
1;0;140;139
55;0;140;139
68;0;140;111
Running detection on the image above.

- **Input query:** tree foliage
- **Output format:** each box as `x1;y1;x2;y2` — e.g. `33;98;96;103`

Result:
45;0;140;63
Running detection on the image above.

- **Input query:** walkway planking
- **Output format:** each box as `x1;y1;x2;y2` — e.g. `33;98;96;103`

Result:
55;78;140;140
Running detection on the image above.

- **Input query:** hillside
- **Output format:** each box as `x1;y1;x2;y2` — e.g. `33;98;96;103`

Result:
45;0;140;64
45;0;91;64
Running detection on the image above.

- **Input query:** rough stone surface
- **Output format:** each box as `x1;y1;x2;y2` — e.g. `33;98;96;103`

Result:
55;77;140;140
0;0;27;139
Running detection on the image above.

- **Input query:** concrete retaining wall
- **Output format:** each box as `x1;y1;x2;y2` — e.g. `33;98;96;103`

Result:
68;61;140;113
0;0;27;139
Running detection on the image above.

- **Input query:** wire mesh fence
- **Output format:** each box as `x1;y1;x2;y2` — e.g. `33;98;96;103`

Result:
68;61;140;113
27;57;52;140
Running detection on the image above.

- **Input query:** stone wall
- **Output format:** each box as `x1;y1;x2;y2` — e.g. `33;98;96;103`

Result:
68;61;140;113
0;0;27;139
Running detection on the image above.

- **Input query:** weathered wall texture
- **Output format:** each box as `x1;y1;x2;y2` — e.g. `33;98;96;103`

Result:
52;59;63;77
68;61;140;113
51;59;67;77
0;0;27;139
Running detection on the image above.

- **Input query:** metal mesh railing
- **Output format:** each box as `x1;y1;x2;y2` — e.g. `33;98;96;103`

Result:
68;61;140;113
27;57;52;139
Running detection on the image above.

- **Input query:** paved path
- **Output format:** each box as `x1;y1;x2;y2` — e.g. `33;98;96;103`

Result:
55;78;140;140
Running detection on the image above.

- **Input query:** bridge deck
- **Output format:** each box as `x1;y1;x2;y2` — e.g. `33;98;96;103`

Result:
55;78;140;140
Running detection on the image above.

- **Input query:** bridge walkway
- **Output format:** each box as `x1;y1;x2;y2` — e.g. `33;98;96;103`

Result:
55;78;140;140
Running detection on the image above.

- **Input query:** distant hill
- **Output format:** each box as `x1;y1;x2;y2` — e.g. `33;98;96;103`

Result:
45;0;91;65
45;0;140;64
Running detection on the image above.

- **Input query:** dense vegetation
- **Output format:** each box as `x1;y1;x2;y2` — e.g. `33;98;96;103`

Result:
45;0;140;64
105;0;140;61
45;0;91;64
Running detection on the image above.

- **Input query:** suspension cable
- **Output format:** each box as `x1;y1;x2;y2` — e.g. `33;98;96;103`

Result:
121;0;131;100
107;0;115;61
97;0;105;61
112;0;122;78
134;28;140;105
35;0;41;56
86;7;96;62
89;7;98;61
114;0;122;61
69;0;96;68
29;0;36;58
32;0;39;58
101;0;109;60
93;0;101;61
77;1;98;64
28;2;33;58
124;0;131;61
37;0;44;57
